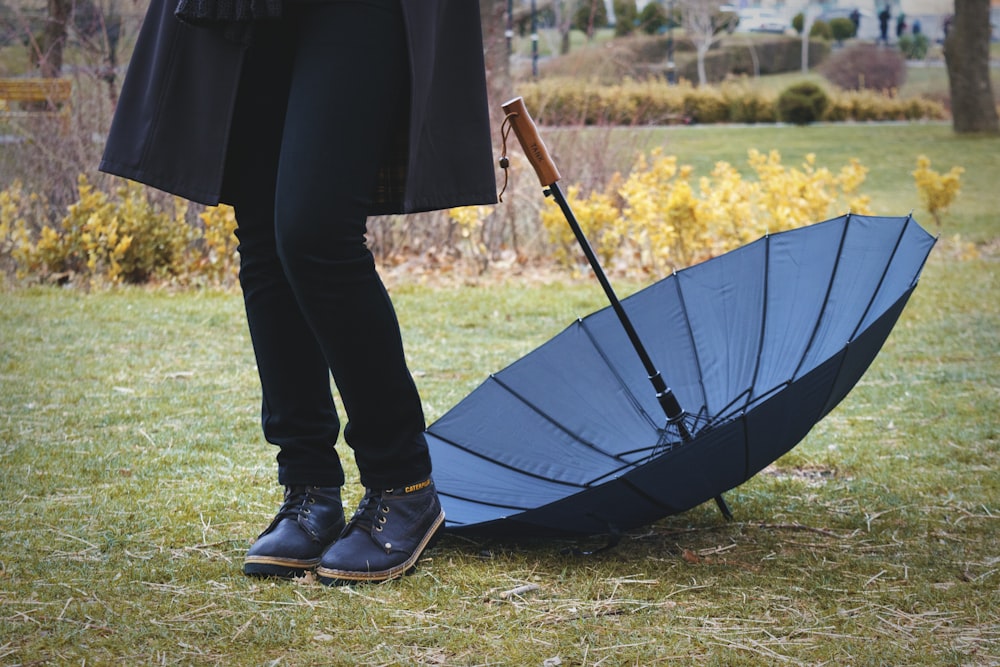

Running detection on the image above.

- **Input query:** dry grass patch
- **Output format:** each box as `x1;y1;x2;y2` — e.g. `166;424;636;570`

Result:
1;124;997;665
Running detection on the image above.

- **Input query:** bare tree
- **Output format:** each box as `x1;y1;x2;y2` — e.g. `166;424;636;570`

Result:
481;0;511;109
800;1;819;73
678;0;736;86
37;0;73;77
553;0;577;55
943;0;999;133
581;0;601;40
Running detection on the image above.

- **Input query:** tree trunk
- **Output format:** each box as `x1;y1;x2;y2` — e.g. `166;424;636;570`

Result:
480;0;512;114
944;0;999;133
479;0;515;256
801;2;818;74
38;0;72;78
586;0;598;40
695;44;709;86
555;0;573;55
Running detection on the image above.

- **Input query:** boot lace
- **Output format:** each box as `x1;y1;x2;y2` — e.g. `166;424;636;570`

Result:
348;489;393;534
275;486;314;520
269;486;334;537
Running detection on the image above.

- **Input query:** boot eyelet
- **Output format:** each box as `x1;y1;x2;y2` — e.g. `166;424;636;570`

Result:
378;515;387;524
375;525;383;532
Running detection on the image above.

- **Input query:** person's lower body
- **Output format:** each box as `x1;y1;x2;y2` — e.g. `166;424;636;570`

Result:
229;0;442;582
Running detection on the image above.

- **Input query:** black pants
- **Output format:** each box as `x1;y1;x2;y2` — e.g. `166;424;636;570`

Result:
223;0;430;490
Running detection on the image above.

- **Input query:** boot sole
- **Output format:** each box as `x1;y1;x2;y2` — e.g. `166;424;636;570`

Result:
243;555;321;579
315;510;445;585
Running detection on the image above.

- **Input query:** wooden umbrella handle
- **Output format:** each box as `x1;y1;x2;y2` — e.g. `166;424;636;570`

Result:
501;97;561;187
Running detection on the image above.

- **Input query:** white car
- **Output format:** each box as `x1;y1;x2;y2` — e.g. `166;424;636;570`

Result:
734;7;790;33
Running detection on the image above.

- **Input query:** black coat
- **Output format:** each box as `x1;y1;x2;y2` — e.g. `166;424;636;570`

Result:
100;0;497;214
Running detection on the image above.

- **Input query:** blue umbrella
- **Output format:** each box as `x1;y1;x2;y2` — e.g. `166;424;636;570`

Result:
426;98;935;537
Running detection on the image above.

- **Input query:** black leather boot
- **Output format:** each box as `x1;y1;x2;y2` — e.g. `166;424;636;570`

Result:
316;478;444;585
243;485;345;579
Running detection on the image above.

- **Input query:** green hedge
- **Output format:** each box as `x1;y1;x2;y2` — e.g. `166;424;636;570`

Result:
516;77;946;125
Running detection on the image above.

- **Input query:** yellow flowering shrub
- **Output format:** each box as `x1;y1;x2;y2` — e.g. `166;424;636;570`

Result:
447;204;495;270
4;176;248;285
750;151;827;229
612;152;715;270
541;182;622;267
541;149;876;274
22;175;120;280
4;153;960;284
836;159;874;216
11;175;195;285
912;155;963;228
697;160;760;252
0;181;24;245
189;204;240;284
0;180;41;280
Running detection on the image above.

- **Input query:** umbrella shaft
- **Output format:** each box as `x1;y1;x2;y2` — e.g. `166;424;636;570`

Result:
548;183;689;437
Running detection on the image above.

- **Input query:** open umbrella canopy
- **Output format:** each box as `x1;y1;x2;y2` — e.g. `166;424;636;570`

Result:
426;97;935;538
427;212;935;537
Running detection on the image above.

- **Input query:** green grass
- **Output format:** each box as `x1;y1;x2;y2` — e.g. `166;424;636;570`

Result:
1;124;998;664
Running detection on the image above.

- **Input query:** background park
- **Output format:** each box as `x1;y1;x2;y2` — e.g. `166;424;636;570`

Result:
1;0;998;664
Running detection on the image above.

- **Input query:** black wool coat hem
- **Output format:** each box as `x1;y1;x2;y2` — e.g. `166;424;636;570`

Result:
100;0;498;215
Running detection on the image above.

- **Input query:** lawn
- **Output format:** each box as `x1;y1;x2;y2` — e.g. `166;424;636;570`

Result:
1;123;997;665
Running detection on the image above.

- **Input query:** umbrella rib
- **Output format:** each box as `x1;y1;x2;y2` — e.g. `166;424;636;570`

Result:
846;213;909;342
712;387;756;422
671;270;710;413
618;477;678;515
576;318;660;432
740;410;752;483
746;233;772;408
906;214;936;286
585;461;651;486
435;490;533;514
488;371;635;464
425;426;588;490
790;213;852;381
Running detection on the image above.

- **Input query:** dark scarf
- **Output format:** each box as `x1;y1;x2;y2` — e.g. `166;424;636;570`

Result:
174;0;282;43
